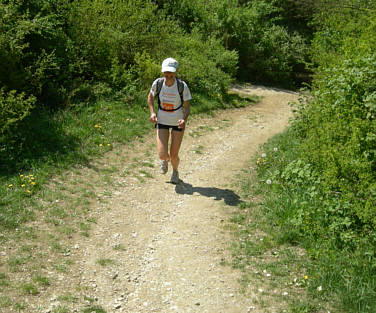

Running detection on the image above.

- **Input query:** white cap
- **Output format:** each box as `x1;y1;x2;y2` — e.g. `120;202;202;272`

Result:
161;58;178;72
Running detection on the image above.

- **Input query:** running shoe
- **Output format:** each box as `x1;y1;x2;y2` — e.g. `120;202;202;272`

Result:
160;160;168;174
170;170;179;184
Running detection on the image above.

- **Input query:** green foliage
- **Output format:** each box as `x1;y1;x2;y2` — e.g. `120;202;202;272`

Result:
82;306;106;313
170;32;238;94
0;0;244;133
0;0;315;136
310;2;376;69
68;0;166;75
0;1;73;105
240;23;308;86
269;0;316;37
295;57;376;234
294;5;376;229
0;89;35;137
133;30;238;94
20;282;39;295
134;52;160;88
253;129;376;312
160;0;310;87
247;4;376;312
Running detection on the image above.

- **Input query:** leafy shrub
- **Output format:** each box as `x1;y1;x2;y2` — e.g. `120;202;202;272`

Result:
158;0;310;87
68;0;170;78
133;31;238;95
134;52;160;88
258;6;376;311
0;1;73;106
168;32;238;94
246;24;308;86
254;127;376;312
290;5;376;231
0;90;36;138
295;55;376;229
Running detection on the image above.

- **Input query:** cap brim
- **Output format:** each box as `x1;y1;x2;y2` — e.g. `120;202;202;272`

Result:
161;66;177;73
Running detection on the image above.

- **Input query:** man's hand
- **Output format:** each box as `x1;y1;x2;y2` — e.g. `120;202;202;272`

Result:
150;113;157;124
178;119;186;129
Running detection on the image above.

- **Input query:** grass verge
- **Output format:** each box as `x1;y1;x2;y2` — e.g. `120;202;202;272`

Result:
232;127;376;313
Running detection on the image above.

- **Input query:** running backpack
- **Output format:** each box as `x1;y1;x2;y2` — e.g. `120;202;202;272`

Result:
155;77;185;111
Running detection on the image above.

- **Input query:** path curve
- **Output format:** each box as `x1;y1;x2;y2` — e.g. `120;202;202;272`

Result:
41;84;298;313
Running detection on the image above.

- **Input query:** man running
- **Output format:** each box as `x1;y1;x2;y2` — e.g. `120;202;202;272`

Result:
147;58;192;184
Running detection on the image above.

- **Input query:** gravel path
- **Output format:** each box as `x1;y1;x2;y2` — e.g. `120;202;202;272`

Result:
19;85;298;313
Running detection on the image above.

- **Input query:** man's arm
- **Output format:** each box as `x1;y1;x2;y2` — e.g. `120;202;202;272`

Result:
148;92;157;123
178;100;190;129
183;100;190;121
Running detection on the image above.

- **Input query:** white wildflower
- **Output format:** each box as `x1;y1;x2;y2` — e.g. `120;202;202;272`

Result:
261;153;267;158
266;179;272;185
273;147;278;152
317;286;322;292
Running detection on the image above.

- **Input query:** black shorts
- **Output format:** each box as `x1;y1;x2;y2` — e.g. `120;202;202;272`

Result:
155;123;184;132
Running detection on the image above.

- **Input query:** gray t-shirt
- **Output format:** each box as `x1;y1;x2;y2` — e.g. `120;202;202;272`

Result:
150;78;192;126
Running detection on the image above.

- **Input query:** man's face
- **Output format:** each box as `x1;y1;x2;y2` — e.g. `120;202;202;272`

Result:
163;71;176;80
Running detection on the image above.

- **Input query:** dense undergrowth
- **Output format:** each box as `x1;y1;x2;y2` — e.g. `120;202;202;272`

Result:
236;2;376;312
245;127;376;313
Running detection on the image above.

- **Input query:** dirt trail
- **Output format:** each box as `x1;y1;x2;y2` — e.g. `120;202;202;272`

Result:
28;85;298;313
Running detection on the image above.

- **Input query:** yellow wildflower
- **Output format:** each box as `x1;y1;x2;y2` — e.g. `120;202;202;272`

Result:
21;184;25;188
26;190;31;194
8;184;13;188
31;182;36;186
304;275;308;280
99;144;103;147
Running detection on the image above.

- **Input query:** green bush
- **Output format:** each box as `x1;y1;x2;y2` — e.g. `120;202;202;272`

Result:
0;1;73;105
245;24;308;86
158;0;309;87
133;31;238;95
296;56;376;229
0;90;36;138
172;32;238;94
254;128;376;312
134;52;160;88
294;4;376;230
248;5;376;311
68;0;171;78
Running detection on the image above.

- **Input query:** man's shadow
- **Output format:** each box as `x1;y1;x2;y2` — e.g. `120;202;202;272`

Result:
175;180;242;206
